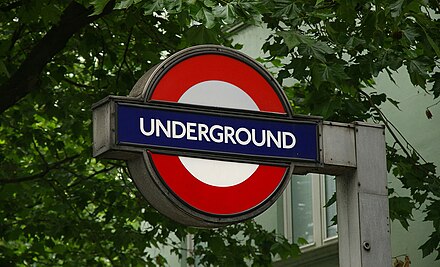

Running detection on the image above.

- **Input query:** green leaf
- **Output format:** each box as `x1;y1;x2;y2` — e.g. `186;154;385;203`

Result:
296;237;308;246
278;30;303;50
115;0;135;10
346;36;366;50
214;4;236;24
402;27;419;44
273;1;300;19
278;30;334;62
185;25;219;45
165;0;182;12
204;0;217;8
289;58;309;79
390;0;404;18
407;59;430;89
0;59;10;78
307;41;334;62
425;201;440;230
91;0;111;16
389;196;415;230
324;191;336;208
370;93;387;105
387;97;401;110
315;0;324;6
196;7;216;29
419;233;440;258
143;0;164;14
431;73;440;99
426;34;440;58
40;4;60;25
311;63;348;87
414;13;440;58
208;236;224;252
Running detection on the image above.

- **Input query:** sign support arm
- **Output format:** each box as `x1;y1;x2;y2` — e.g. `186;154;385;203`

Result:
336;122;391;267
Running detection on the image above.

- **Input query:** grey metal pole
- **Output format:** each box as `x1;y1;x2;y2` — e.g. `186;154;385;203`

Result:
336;122;391;267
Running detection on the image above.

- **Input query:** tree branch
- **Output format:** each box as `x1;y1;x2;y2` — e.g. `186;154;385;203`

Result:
427;99;440;110
0;154;79;185
67;165;117;188
359;89;428;163
62;77;94;89
116;26;134;85
32;137;49;168
0;0;115;114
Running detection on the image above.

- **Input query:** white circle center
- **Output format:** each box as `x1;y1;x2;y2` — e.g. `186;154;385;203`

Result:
179;80;259;110
179;158;259;187
178;80;260;187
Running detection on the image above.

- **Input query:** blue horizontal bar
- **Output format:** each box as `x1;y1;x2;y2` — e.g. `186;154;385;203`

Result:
117;104;318;162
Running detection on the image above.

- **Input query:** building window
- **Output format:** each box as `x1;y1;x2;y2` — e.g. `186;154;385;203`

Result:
284;173;337;249
291;174;314;244
324;175;337;240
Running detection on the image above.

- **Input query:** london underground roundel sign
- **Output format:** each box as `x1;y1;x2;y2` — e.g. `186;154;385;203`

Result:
92;45;321;227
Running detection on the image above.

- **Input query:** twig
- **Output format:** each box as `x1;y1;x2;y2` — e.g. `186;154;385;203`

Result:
427;99;440;109
359;89;426;162
63;77;94;89
360;89;440;194
0;154;79;184
67;166;117;188
32;137;49;168
116;26;133;85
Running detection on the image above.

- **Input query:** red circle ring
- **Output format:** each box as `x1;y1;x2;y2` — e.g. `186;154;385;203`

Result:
130;45;295;226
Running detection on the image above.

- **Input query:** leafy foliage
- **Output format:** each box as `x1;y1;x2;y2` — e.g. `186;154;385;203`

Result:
256;0;440;260
187;222;300;266
0;0;296;266
1;0;440;265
